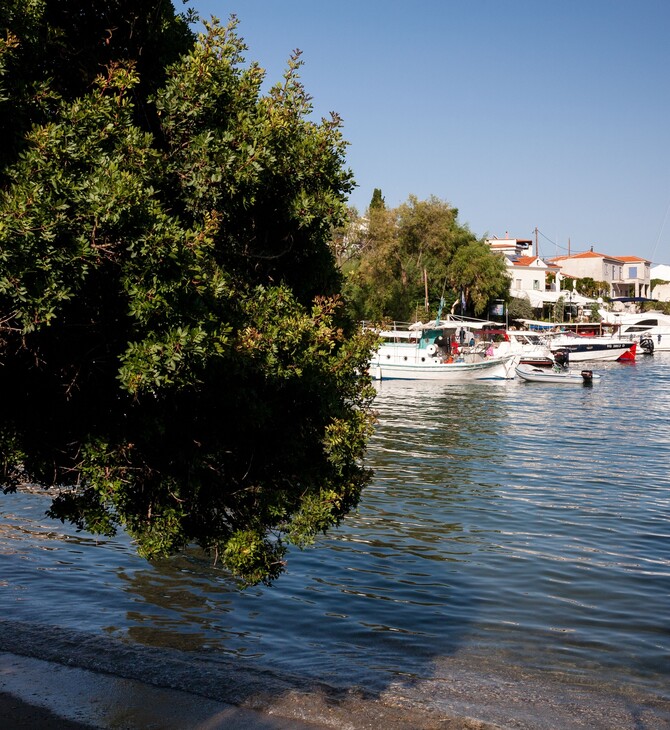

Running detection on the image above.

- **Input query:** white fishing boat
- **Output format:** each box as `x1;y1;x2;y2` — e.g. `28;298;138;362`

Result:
369;316;519;382
515;362;602;385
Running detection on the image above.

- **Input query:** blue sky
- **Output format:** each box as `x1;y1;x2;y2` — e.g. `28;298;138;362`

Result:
190;1;670;264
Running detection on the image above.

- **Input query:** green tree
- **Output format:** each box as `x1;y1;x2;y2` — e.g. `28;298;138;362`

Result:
348;201;405;320
572;277;608;298
446;240;510;316
344;195;478;321
0;0;194;174
0;16;377;586
507;294;535;322
554;296;566;322
369;187;385;210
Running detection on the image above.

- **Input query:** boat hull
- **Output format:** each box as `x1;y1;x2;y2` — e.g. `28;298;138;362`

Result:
370;353;518;381
609;312;670;351
549;340;634;362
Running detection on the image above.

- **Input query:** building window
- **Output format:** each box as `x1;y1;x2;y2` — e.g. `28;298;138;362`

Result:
515;279;522;290
629;266;637;279
533;280;540;290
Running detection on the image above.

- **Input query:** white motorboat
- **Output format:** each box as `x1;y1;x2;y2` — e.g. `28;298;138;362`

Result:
495;330;554;367
515;363;602;385
605;311;670;352
546;331;636;362
369;316;519;381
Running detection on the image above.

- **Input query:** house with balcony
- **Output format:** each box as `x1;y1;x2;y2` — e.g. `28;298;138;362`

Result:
548;250;651;301
617;256;652;298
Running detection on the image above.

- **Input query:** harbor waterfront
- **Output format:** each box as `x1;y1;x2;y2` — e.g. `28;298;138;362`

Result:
1;354;670;728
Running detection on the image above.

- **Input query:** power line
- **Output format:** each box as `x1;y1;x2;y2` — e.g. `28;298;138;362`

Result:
535;230;576;258
649;190;670;264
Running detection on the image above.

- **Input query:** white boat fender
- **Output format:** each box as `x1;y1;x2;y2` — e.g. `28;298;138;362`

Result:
427;344;438;355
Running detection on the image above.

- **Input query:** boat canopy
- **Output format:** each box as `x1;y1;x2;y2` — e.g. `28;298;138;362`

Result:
610;297;657;303
408;316;496;331
517;319;557;331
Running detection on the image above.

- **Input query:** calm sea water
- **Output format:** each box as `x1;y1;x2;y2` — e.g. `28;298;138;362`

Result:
2;353;670;728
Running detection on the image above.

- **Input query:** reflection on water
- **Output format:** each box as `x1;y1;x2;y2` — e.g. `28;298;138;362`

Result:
1;356;670;725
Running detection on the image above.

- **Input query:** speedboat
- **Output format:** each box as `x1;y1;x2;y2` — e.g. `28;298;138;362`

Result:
515;362;601;385
369;316;519;381
495;330;554;367
546;331;636;362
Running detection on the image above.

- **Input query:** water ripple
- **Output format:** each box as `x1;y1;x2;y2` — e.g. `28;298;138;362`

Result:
1;354;670;724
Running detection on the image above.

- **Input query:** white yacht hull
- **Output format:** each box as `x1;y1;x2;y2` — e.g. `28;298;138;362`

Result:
548;338;634;362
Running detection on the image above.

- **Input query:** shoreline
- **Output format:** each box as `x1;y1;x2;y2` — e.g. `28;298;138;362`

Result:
3;648;670;730
0;692;95;730
0;651;491;730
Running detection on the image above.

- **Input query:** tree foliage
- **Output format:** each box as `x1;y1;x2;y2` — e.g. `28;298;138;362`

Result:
507;294;535;322
572;277;609;298
369;187;385;210
0;0;194;174
0;10;377;586
343;195;508;321
446;239;509;316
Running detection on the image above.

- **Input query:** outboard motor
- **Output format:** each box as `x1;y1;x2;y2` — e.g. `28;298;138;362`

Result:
639;335;654;355
554;349;570;369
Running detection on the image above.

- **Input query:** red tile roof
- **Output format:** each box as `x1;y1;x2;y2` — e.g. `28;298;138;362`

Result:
550;251;608;261
550;251;649;263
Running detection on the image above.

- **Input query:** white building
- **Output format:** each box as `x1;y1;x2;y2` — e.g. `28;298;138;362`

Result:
548;250;651;299
486;237;580;309
651;264;670;302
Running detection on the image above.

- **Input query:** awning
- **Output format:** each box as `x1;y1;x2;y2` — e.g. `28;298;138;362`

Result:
610;297;657;303
510;290;596;307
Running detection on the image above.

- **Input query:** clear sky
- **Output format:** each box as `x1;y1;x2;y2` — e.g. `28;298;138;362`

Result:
190;0;670;264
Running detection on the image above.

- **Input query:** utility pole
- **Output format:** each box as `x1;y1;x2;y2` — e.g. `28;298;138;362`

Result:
534;227;538;257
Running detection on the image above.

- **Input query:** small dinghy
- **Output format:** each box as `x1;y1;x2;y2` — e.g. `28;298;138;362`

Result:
515;362;602;384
